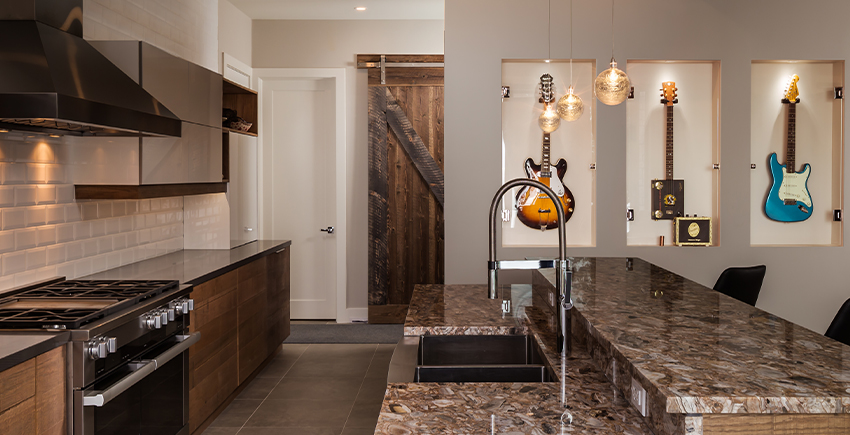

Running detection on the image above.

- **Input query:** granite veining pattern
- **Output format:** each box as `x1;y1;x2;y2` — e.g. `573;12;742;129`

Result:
390;283;652;434
537;257;850;415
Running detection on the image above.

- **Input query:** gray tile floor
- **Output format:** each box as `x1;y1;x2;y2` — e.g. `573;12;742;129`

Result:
201;342;394;435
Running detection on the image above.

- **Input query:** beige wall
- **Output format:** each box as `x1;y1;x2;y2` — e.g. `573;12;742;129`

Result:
253;20;444;311
445;0;850;334
83;0;219;71
218;0;252;72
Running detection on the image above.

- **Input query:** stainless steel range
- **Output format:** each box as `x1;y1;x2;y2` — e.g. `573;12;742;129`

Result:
0;278;198;435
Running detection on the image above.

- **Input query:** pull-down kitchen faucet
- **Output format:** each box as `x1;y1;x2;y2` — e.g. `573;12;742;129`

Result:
488;179;572;356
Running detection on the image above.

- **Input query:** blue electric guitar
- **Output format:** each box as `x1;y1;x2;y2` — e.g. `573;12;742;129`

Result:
765;74;812;222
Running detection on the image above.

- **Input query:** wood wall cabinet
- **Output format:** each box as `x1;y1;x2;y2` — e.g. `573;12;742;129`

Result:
222;79;258;136
0;346;66;435
188;247;291;433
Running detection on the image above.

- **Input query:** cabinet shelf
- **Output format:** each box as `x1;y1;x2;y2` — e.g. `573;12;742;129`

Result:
223;78;258;136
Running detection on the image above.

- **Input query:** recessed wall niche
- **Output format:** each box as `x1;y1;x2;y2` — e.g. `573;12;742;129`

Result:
750;60;844;247
625;60;721;247
501;60;596;248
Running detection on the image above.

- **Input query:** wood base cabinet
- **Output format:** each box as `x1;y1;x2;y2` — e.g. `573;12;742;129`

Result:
189;247;291;433
0;346;66;435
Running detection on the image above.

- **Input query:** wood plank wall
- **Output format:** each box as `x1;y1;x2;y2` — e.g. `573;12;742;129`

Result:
363;55;445;324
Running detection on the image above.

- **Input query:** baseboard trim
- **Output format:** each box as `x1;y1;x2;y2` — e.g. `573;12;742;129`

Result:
344;307;368;323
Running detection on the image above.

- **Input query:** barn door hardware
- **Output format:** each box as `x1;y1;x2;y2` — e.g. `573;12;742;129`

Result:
357;54;445;85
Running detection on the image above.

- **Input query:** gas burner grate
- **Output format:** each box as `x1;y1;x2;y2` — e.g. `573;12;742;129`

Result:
0;280;179;329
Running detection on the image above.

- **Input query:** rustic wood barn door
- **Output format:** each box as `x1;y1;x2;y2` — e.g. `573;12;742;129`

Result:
359;55;444;324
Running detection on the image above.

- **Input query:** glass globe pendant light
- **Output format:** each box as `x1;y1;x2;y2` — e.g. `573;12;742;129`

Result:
594;0;631;106
539;101;561;133
557;0;583;121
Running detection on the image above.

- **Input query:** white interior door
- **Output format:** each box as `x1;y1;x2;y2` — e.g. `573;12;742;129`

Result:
262;77;338;319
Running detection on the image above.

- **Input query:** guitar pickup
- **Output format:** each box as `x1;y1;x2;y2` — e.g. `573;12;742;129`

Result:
784;199;797;205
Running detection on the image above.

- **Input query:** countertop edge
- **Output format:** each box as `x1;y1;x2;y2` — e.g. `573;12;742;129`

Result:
0;332;70;372
185;240;291;285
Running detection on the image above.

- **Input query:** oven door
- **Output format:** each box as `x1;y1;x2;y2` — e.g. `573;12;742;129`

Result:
78;333;200;435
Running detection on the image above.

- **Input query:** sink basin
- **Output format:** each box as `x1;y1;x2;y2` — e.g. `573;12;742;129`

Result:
413;335;555;383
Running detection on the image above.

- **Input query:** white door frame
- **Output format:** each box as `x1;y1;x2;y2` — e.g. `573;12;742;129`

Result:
254;68;348;323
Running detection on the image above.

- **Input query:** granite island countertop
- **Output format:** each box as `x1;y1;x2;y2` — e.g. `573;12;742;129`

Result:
536;257;850;434
378;283;653;434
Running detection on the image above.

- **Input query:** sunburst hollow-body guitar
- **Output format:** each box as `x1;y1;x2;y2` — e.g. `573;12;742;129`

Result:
651;81;684;220
516;132;576;230
765;74;813;222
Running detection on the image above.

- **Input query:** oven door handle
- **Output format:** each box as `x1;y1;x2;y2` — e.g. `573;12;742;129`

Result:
82;332;201;407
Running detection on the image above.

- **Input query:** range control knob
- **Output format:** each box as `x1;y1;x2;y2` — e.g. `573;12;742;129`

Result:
159;309;169;325
144;314;162;330
172;300;184;316
167;308;176;321
86;340;107;360
104;337;118;353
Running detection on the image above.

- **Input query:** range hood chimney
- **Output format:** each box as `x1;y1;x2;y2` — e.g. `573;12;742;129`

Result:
0;0;181;137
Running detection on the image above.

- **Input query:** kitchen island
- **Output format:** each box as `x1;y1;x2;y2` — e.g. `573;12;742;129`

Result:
384;257;850;435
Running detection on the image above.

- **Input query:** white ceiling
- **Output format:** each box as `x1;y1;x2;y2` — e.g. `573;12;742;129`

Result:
228;0;444;20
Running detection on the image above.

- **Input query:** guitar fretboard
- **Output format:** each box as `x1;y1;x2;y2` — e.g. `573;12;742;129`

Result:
541;133;551;178
666;105;674;180
786;102;796;171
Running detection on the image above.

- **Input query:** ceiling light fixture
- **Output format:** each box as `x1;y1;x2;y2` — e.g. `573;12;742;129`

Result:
557;0;583;121
354;7;366;11
594;0;631;106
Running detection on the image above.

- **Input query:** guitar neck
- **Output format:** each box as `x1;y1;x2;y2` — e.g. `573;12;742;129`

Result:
786;102;796;171
541;133;551;178
666;105;674;179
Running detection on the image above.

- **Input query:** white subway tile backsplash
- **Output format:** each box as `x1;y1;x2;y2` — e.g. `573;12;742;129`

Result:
87;238;103;256
98;202;113;219
91;220;106;237
15;229;36;250
105;218;120;235
126;201;139;215
26;248;46;270
119;216;134;233
75;258;93;277
36;226;56;246
0;186;13;207
0;232;13;254
15;185;37;206
66;242;83;261
0;275;14;291
139;229;151;244
134;214;145;229
126;231;138;247
156;213;166;226
91;254;107;273
36;185;56;204
145;214;156;228
5;164;26;184
3;251;26;275
46;165;64;183
139;199;150;212
2;209;25;230
65;204;81;222
112;234;127;250
27;164;47;183
14;270;39;286
56;224;74;243
150;198;161;211
81;203;98;220
73;222;91;240
46;245;65;265
56;185;74;204
25;206;46;227
106;252;120;270
56;262;75;280
46;205;64;224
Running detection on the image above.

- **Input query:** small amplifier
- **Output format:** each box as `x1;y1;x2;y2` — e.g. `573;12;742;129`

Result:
674;216;712;246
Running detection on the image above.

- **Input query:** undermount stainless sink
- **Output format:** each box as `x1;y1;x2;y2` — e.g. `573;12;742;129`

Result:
408;335;556;383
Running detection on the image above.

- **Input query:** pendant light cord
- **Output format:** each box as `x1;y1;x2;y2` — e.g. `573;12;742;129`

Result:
569;0;573;87
548;0;552;60
611;0;615;59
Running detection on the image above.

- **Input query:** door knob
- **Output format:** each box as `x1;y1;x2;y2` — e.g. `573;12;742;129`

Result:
320;226;335;235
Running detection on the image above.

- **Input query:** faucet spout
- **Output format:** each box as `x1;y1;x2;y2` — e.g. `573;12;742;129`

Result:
487;178;572;356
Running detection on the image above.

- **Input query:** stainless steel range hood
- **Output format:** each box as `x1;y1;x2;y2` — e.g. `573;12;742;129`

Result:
0;1;181;137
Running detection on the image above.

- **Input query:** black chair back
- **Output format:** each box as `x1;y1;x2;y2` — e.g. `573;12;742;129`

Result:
825;298;850;347
712;265;766;306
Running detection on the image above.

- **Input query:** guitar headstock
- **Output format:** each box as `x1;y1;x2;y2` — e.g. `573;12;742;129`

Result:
783;74;800;103
539;73;555;104
661;81;678;106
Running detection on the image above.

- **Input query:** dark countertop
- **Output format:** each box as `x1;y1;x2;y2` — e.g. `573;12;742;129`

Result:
0;332;70;372
384;283;652;434
83;240;291;284
0;240;290;373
